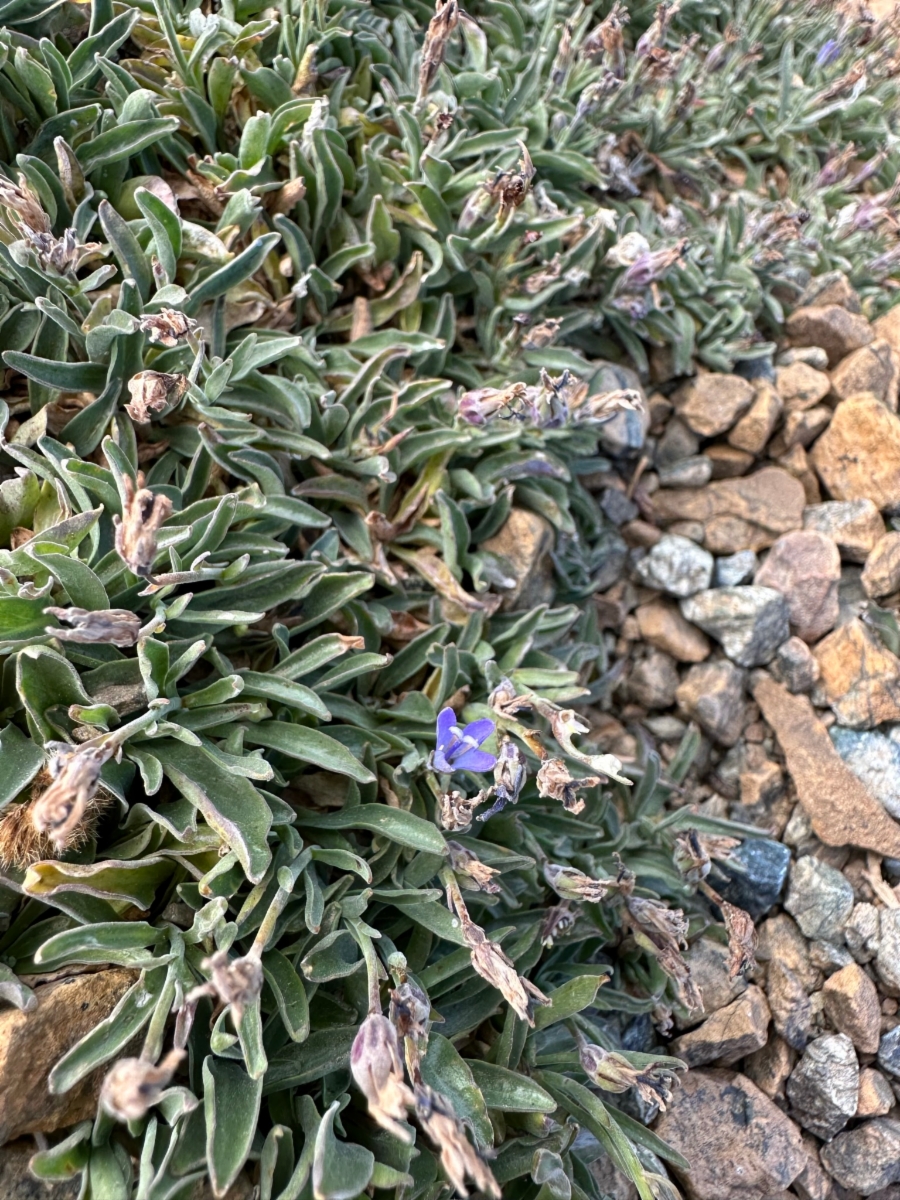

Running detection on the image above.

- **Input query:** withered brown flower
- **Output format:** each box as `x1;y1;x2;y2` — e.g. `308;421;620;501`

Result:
543;862;610;904
625;894;701;1011
201;948;263;1025
139;308;197;347
414;1083;500;1198
438;789;488;832
114;473;173;578
461;917;549;1025
721;901;758;978
578;1041;680;1111
351;1013;414;1142
125;371;188;424
448;841;501;893
390;980;431;1045
535;758;601;814
45;606;143;648
31;741;116;853
417;0;459;105
100;1049;185;1122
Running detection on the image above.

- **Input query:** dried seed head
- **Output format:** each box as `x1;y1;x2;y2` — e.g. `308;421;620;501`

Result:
32;742;115;853
547;708;630;784
460;915;549;1025
521;318;562;350
578;1042;679;1111
100;1049;184;1122
488;677;532;716
114;473;173;578
351;1013;415;1142
204;950;263;1023
535;759;601;814
390;980;431;1045
673;829;740;886
44;606;143;648
583;1;626;74
0;785;107;869
721;901;758;978
125;371;188;424
418;0;460;104
438;789;487;832
543;862;610;904
139;308;197;347
626;895;701;1010
584;389;643;424
0;175;50;236
414;1083;500;1198
491;141;536;221
448;841;501;893
541;903;576;947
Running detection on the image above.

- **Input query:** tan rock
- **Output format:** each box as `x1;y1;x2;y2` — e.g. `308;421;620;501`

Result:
831;338;900;410
757;913;821;992
814;617;900;728
653;467;806;555
635;600;711;662
0;969;137;1144
744;1034;796;1101
857;1067;895;1117
675;939;747;1028
775;444;821;505
803;499;886;562
782;405;830;449
810;393;900;511
767;959;814;1050
752;675;900;857
672;373;756;437
706;444;754;478
670;985;771;1067
740;759;783;807
728;383;783;454
753;530;840;643
786;303;873;367
823;963;882;1053
776;362;832;411
626;650;679;709
862;531;900;598
873;302;900;354
675;659;746;746
653;1069;806;1200
799;271;862;313
481;508;555;611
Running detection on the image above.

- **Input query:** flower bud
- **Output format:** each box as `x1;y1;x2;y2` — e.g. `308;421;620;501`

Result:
544;862;609;903
101;1049;184;1122
448;841;501;893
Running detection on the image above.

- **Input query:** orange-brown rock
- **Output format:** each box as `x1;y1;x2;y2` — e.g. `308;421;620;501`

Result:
634;600;711;662
861;531;900;598
728;384;782;455
671;373;755;437
809;394;900;511
652;468;805;555
786;304;873;367
831;338;900;410
753;675;900;857
814;617;900;728
823;963;882;1054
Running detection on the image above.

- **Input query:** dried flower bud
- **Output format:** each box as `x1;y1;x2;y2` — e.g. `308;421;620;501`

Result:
626;895;701;1010
584;389;643;424
619;239;689;290
418;0;459;104
202;948;263;1024
544;862;609;903
448;841;501;893
547;709;631;784
438;789;488;832
45;606;143;648
535;758;601;814
390;980;431;1044
125;371;188;424
351;1013;414;1142
114;473;173;578
415;1083;500;1198
461;915;549;1025
673;829;740;886
541;903;576;947
521;318;562;350
100;1049;184;1122
635;1;680;58
0;176;50;235
721;901;758;977
583;1;626;75
492;141;535;221
32;741;115;852
578;1042;678;1111
457;383;528;426
488;677;532;716
139;308;197;347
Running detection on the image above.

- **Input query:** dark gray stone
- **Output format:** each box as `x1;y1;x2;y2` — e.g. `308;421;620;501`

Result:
786;1033;859;1140
600;488;639;526
878;1027;900;1080
709;837;791;919
681;586;791;667
820;1119;900;1196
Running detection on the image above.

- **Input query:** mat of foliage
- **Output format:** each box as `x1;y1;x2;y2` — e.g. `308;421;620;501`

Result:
0;0;895;1197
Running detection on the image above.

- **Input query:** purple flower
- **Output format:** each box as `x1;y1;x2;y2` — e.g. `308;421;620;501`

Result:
433;708;497;774
816;39;841;68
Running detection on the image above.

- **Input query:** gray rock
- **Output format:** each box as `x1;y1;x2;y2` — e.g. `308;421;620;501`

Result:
674;659;746;747
657;456;713;489
786;1033;859;1140
635;535;714;598
829;726;900;820
784;856;854;941
713;550;758;587
709;837;791;919
845;903;881;964
878;1026;900;1080
655;418;699;467
601;488;639;526
808;939;854;972
820;1119;900;1195
876;909;900;993
770;636;820;693
627;651;679;710
777;346;830;370
680;586;790;667
594;362;648;454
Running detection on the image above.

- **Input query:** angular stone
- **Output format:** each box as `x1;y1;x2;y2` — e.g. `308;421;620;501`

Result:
635;534;714;598
481;508;556;611
877;1025;900;1080
670;986;770;1067
820;1119;900;1196
863;531;900;598
778;345;830;370
784;855;854;941
832;338;900;410
675;659;746;746
754;530;840;643
873;303;900;354
815;617;900;728
857;1068;895;1117
782;405;831;449
823;963;882;1053
799;271;862;314
786;1033;859;1140
635;600;711;663
600;487;639;526
653;467;806;554
672;373;756;437
675;939;747;1028
744;1034;796;1101
709;837;791;918
785;303;873;367
681;587;790;667
876;910;900;993
754;677;900;858
845;903;881;964
810;394;900;511
655;416;699;466
767;959;814;1051
714;550;758;587
705;444;754;478
728;383;783;454
830;727;900;820
653;1069;806;1200
0;969;137;1144
657;456;713;489
803;498;886;562
757;913;821;992
776;443;821;505
776;362;832;411
770;636;820;693
627;651;679;710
